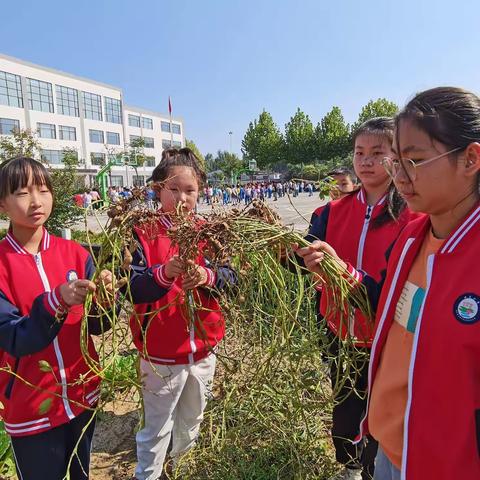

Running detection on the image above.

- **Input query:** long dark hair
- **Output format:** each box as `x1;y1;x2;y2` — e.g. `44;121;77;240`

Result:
352;117;406;228
0;156;53;200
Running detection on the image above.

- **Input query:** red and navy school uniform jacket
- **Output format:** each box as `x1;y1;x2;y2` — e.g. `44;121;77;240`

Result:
354;206;480;479
307;188;416;347
0;229;110;437
129;215;237;365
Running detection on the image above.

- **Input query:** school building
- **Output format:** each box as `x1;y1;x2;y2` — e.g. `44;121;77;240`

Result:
0;53;185;187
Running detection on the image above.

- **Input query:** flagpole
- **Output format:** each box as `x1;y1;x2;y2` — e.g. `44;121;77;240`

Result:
169;96;173;147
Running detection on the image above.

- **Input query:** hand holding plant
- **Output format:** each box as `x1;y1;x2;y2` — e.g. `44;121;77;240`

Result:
164;255;184;280
95;269;116;306
182;260;209;290
294;240;347;277
59;279;96;307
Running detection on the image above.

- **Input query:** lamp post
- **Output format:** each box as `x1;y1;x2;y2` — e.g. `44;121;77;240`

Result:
228;131;233;184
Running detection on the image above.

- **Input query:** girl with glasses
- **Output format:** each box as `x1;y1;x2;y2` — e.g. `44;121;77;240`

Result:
297;87;480;480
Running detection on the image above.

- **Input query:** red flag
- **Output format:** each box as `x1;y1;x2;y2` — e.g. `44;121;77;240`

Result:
168;96;172;115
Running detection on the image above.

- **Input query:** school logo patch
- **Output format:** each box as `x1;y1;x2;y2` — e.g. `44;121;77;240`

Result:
453;293;480;324
66;270;78;282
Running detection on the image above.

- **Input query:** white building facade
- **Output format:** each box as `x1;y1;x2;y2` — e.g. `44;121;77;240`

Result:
0;53;185;187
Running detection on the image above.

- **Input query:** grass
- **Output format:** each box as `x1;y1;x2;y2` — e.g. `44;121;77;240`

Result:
0;422;16;478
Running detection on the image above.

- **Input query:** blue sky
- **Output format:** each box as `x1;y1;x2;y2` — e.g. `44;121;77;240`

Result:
2;0;480;156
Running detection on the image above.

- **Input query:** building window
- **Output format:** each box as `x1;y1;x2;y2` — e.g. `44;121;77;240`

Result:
145;156;155;167
37;123;56;139
0;118;20;135
161;121;181;134
106;132;120;145
27;78;54;112
0;71;23;108
89;129;104;143
110;175;124;187
56;85;79;117
162;140;182;149
132;175;145;187
59;125;76;141
41;149;63;164
128;114;140;128
104;97;122;124
82;91;102;121
129;135;141;144
142;117;153;129
90;152;106;166
144;137;154;148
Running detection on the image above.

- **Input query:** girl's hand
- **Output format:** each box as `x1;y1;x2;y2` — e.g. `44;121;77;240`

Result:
59;279;96;307
294;241;346;275
182;260;208;290
95;270;115;306
164;255;184;279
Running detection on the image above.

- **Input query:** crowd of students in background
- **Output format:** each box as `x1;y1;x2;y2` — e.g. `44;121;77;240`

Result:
202;180;315;205
73;180;319;212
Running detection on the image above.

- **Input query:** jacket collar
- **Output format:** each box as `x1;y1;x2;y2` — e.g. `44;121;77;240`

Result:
438;202;480;255
5;228;51;255
403;201;480;256
158;214;174;230
158;210;198;230
355;187;387;207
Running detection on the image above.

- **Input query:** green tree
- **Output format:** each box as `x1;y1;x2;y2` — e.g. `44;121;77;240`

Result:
204;153;216;172
284;108;315;165
242;110;284;169
185;139;206;170
315;106;351;162
353;98;399;132
0;128;41;161
45;148;84;234
214;150;244;183
0;129;83;235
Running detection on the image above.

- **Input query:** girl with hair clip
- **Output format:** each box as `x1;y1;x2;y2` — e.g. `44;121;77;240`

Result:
303;118;418;480
298;87;480;479
128;148;237;480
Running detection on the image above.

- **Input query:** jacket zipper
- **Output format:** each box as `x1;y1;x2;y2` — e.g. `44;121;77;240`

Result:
187;291;197;364
351;204;373;337
34;253;75;421
356;204;373;270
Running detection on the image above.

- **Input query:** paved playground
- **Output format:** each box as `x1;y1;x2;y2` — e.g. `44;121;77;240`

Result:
73;193;325;234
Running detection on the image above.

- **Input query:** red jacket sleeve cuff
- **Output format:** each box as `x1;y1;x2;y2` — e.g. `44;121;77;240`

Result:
344;263;363;285
43;286;69;317
204;267;216;288
153;264;174;288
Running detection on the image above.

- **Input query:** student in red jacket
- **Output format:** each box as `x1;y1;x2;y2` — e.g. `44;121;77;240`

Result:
303;118;417;480
0;157;114;480
298;87;480;480
128;148;236;480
